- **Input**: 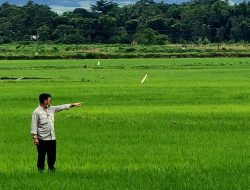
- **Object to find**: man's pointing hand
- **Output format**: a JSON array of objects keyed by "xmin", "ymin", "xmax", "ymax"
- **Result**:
[{"xmin": 70, "ymin": 102, "xmax": 83, "ymax": 107}]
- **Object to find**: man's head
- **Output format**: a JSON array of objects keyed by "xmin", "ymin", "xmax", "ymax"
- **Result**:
[{"xmin": 39, "ymin": 93, "xmax": 52, "ymax": 107}]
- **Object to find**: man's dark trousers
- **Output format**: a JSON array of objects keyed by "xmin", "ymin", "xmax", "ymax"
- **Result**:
[{"xmin": 36, "ymin": 140, "xmax": 56, "ymax": 172}]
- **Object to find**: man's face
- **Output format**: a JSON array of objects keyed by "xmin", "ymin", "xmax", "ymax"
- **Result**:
[{"xmin": 44, "ymin": 97, "xmax": 52, "ymax": 107}]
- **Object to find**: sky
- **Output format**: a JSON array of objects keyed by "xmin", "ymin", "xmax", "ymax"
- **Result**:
[{"xmin": 0, "ymin": 0, "xmax": 248, "ymax": 14}]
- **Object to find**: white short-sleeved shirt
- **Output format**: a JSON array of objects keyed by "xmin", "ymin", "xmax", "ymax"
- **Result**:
[{"xmin": 31, "ymin": 104, "xmax": 71, "ymax": 140}]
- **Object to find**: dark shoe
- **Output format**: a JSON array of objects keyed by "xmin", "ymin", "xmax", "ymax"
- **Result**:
[
  {"xmin": 38, "ymin": 168, "xmax": 44, "ymax": 173},
  {"xmin": 48, "ymin": 167, "xmax": 56, "ymax": 173}
]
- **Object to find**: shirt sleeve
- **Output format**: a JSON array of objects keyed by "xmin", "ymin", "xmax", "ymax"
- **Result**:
[
  {"xmin": 31, "ymin": 111, "xmax": 38, "ymax": 135},
  {"xmin": 50, "ymin": 104, "xmax": 71, "ymax": 113}
]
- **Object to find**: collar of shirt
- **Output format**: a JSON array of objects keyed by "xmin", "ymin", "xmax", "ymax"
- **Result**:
[{"xmin": 38, "ymin": 105, "xmax": 50, "ymax": 110}]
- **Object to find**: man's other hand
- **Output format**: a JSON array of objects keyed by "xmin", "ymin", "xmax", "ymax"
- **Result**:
[{"xmin": 34, "ymin": 138, "xmax": 39, "ymax": 145}]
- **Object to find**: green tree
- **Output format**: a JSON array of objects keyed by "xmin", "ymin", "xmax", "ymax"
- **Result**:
[
  {"xmin": 96, "ymin": 15, "xmax": 116, "ymax": 42},
  {"xmin": 91, "ymin": 0, "xmax": 118, "ymax": 14},
  {"xmin": 109, "ymin": 27, "xmax": 130, "ymax": 43},
  {"xmin": 133, "ymin": 28, "xmax": 156, "ymax": 44},
  {"xmin": 37, "ymin": 25, "xmax": 50, "ymax": 41}
]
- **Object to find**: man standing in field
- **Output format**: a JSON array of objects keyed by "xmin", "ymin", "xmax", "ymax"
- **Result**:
[{"xmin": 31, "ymin": 93, "xmax": 81, "ymax": 172}]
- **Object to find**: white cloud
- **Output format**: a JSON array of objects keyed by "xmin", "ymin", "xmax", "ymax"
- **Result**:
[
  {"xmin": 118, "ymin": 0, "xmax": 136, "ymax": 6},
  {"xmin": 51, "ymin": 0, "xmax": 94, "ymax": 14},
  {"xmin": 228, "ymin": 0, "xmax": 236, "ymax": 5},
  {"xmin": 78, "ymin": 0, "xmax": 94, "ymax": 10},
  {"xmin": 50, "ymin": 5, "xmax": 78, "ymax": 14}
]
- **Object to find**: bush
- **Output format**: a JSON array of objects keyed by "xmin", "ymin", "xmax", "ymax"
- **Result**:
[
  {"xmin": 52, "ymin": 47, "xmax": 59, "ymax": 52},
  {"xmin": 18, "ymin": 41, "xmax": 31, "ymax": 45},
  {"xmin": 133, "ymin": 28, "xmax": 156, "ymax": 45},
  {"xmin": 153, "ymin": 34, "xmax": 170, "ymax": 45},
  {"xmin": 64, "ymin": 47, "xmax": 71, "ymax": 51},
  {"xmin": 123, "ymin": 47, "xmax": 136, "ymax": 53},
  {"xmin": 59, "ymin": 34, "xmax": 86, "ymax": 44},
  {"xmin": 16, "ymin": 45, "xmax": 22, "ymax": 49},
  {"xmin": 0, "ymin": 37, "xmax": 12, "ymax": 44}
]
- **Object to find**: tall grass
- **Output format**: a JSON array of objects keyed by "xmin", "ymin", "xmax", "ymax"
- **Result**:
[{"xmin": 0, "ymin": 58, "xmax": 249, "ymax": 189}]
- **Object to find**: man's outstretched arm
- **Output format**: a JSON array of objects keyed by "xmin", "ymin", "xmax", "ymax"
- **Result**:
[{"xmin": 51, "ymin": 102, "xmax": 82, "ymax": 113}]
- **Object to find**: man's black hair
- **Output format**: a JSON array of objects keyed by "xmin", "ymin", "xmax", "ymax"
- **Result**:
[{"xmin": 39, "ymin": 93, "xmax": 51, "ymax": 104}]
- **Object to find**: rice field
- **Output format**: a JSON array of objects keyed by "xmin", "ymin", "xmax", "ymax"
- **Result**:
[{"xmin": 0, "ymin": 58, "xmax": 249, "ymax": 189}]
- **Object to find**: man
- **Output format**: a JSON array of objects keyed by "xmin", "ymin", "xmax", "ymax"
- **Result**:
[{"xmin": 31, "ymin": 93, "xmax": 81, "ymax": 172}]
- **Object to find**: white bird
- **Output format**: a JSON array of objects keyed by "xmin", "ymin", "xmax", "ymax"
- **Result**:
[
  {"xmin": 16, "ymin": 76, "xmax": 24, "ymax": 81},
  {"xmin": 141, "ymin": 74, "xmax": 149, "ymax": 84}
]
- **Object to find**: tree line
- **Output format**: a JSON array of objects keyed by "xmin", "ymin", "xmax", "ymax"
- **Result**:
[{"xmin": 0, "ymin": 0, "xmax": 250, "ymax": 45}]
